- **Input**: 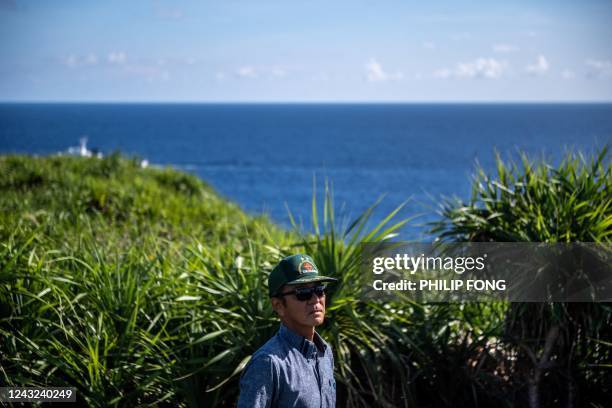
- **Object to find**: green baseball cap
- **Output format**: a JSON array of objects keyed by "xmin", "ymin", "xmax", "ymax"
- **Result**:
[{"xmin": 268, "ymin": 254, "xmax": 338, "ymax": 297}]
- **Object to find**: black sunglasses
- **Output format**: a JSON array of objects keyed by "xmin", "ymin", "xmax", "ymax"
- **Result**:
[{"xmin": 278, "ymin": 285, "xmax": 327, "ymax": 301}]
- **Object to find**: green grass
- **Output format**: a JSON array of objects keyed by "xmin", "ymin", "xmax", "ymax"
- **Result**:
[
  {"xmin": 0, "ymin": 154, "xmax": 412, "ymax": 406},
  {"xmin": 0, "ymin": 154, "xmax": 296, "ymax": 406},
  {"xmin": 430, "ymin": 146, "xmax": 612, "ymax": 407},
  {"xmin": 1, "ymin": 148, "xmax": 610, "ymax": 407}
]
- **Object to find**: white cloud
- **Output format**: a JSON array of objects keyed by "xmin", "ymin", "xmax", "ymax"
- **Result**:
[
  {"xmin": 561, "ymin": 69, "xmax": 575, "ymax": 79},
  {"xmin": 493, "ymin": 44, "xmax": 519, "ymax": 53},
  {"xmin": 585, "ymin": 59, "xmax": 612, "ymax": 79},
  {"xmin": 365, "ymin": 60, "xmax": 386, "ymax": 81},
  {"xmin": 365, "ymin": 59, "xmax": 403, "ymax": 82},
  {"xmin": 525, "ymin": 55, "xmax": 549, "ymax": 75},
  {"xmin": 217, "ymin": 65, "xmax": 294, "ymax": 80},
  {"xmin": 434, "ymin": 58, "xmax": 506, "ymax": 79},
  {"xmin": 235, "ymin": 66, "xmax": 257, "ymax": 78},
  {"xmin": 105, "ymin": 53, "xmax": 173, "ymax": 82},
  {"xmin": 270, "ymin": 67, "xmax": 286, "ymax": 78},
  {"xmin": 458, "ymin": 58, "xmax": 505, "ymax": 79},
  {"xmin": 63, "ymin": 53, "xmax": 99, "ymax": 68},
  {"xmin": 59, "ymin": 52, "xmax": 205, "ymax": 83},
  {"xmin": 64, "ymin": 54, "xmax": 78, "ymax": 68},
  {"xmin": 433, "ymin": 68, "xmax": 452, "ymax": 79},
  {"xmin": 108, "ymin": 52, "xmax": 127, "ymax": 64},
  {"xmin": 85, "ymin": 53, "xmax": 98, "ymax": 65}
]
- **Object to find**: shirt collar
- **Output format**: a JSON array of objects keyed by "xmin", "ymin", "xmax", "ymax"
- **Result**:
[{"xmin": 279, "ymin": 323, "xmax": 328, "ymax": 358}]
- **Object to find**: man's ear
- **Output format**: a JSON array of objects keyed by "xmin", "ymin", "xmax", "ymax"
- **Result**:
[{"xmin": 271, "ymin": 297, "xmax": 285, "ymax": 317}]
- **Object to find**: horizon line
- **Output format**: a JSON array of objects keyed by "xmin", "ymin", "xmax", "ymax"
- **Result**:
[{"xmin": 2, "ymin": 100, "xmax": 612, "ymax": 105}]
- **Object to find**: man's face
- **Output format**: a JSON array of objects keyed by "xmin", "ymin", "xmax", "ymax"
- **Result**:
[{"xmin": 273, "ymin": 282, "xmax": 326, "ymax": 328}]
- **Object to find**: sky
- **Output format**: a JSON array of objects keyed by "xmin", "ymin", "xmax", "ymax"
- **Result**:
[{"xmin": 1, "ymin": 0, "xmax": 612, "ymax": 102}]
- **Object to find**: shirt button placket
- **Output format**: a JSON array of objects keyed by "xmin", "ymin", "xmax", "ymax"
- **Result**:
[{"xmin": 314, "ymin": 353, "xmax": 323, "ymax": 407}]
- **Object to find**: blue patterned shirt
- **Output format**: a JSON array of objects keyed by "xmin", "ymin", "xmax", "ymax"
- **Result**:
[{"xmin": 237, "ymin": 323, "xmax": 336, "ymax": 407}]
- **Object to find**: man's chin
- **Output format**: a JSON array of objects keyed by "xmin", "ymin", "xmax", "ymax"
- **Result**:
[{"xmin": 310, "ymin": 314, "xmax": 325, "ymax": 326}]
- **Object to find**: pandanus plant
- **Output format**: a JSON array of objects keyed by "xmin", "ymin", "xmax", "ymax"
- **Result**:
[{"xmin": 430, "ymin": 146, "xmax": 612, "ymax": 408}]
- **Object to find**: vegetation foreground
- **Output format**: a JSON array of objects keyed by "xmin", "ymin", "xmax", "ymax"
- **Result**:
[{"xmin": 1, "ymin": 149, "xmax": 611, "ymax": 407}]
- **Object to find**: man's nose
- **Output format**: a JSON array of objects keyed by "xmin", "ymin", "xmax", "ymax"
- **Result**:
[{"xmin": 308, "ymin": 292, "xmax": 324, "ymax": 305}]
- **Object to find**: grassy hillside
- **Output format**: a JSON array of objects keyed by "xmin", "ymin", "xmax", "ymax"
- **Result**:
[
  {"xmin": 0, "ymin": 153, "xmax": 287, "ymax": 244},
  {"xmin": 0, "ymin": 153, "xmax": 410, "ymax": 407},
  {"xmin": 1, "ymin": 150, "xmax": 610, "ymax": 408},
  {"xmin": 0, "ymin": 154, "xmax": 299, "ymax": 406}
]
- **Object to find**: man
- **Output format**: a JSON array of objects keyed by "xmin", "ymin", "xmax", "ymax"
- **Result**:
[{"xmin": 237, "ymin": 254, "xmax": 338, "ymax": 408}]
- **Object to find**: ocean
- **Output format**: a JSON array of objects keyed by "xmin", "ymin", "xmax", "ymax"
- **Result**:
[{"xmin": 1, "ymin": 103, "xmax": 611, "ymax": 239}]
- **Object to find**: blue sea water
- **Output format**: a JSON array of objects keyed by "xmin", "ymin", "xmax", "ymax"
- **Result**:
[{"xmin": 1, "ymin": 103, "xmax": 611, "ymax": 239}]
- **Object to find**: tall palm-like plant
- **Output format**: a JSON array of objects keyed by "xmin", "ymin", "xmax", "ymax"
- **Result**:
[
  {"xmin": 430, "ymin": 147, "xmax": 612, "ymax": 408},
  {"xmin": 287, "ymin": 180, "xmax": 418, "ymax": 407}
]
